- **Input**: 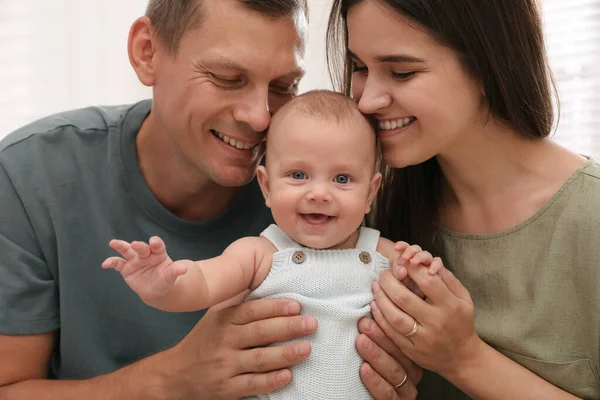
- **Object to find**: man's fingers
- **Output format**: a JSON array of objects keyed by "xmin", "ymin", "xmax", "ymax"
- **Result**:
[
  {"xmin": 229, "ymin": 299, "xmax": 302, "ymax": 325},
  {"xmin": 237, "ymin": 341, "xmax": 311, "ymax": 374},
  {"xmin": 237, "ymin": 315, "xmax": 318, "ymax": 349},
  {"xmin": 230, "ymin": 369, "xmax": 293, "ymax": 398}
]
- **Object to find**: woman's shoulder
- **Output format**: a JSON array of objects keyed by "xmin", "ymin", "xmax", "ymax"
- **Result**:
[
  {"xmin": 567, "ymin": 158, "xmax": 600, "ymax": 200},
  {"xmin": 579, "ymin": 157, "xmax": 600, "ymax": 180},
  {"xmin": 557, "ymin": 158, "xmax": 600, "ymax": 224}
]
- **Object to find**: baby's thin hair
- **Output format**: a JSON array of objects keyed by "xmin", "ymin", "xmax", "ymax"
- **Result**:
[{"xmin": 272, "ymin": 89, "xmax": 373, "ymax": 128}]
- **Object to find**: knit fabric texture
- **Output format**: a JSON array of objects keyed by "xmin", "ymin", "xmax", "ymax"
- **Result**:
[{"xmin": 245, "ymin": 224, "xmax": 390, "ymax": 399}]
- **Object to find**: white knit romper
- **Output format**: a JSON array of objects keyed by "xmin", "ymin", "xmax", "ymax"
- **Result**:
[{"xmin": 245, "ymin": 224, "xmax": 390, "ymax": 400}]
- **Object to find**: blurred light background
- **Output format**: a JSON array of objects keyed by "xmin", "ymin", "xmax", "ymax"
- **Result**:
[{"xmin": 1, "ymin": 0, "xmax": 599, "ymax": 159}]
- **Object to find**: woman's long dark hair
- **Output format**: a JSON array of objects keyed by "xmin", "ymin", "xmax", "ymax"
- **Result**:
[{"xmin": 327, "ymin": 0, "xmax": 558, "ymax": 250}]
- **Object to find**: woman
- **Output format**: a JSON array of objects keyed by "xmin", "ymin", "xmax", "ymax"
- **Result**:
[{"xmin": 328, "ymin": 0, "xmax": 600, "ymax": 399}]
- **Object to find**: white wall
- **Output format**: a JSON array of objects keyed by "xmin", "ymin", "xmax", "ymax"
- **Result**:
[
  {"xmin": 2, "ymin": 0, "xmax": 598, "ymax": 161},
  {"xmin": 0, "ymin": 0, "xmax": 333, "ymax": 138}
]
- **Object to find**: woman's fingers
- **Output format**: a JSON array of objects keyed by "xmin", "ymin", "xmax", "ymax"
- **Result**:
[
  {"xmin": 374, "ymin": 265, "xmax": 478, "ymax": 375},
  {"xmin": 357, "ymin": 318, "xmax": 423, "ymax": 385},
  {"xmin": 359, "ymin": 362, "xmax": 418, "ymax": 400},
  {"xmin": 434, "ymin": 259, "xmax": 472, "ymax": 302},
  {"xmin": 376, "ymin": 270, "xmax": 432, "ymax": 323},
  {"xmin": 396, "ymin": 265, "xmax": 453, "ymax": 306}
]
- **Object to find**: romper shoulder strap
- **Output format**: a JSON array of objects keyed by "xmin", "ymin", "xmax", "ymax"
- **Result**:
[
  {"xmin": 355, "ymin": 227, "xmax": 381, "ymax": 251},
  {"xmin": 259, "ymin": 224, "xmax": 301, "ymax": 251}
]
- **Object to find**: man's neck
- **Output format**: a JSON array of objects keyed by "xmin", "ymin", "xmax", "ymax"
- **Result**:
[{"xmin": 136, "ymin": 116, "xmax": 242, "ymax": 222}]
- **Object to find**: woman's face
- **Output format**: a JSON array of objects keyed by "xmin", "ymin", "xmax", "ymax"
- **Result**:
[{"xmin": 347, "ymin": 1, "xmax": 486, "ymax": 168}]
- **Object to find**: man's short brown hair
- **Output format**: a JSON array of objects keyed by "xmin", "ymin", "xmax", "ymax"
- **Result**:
[{"xmin": 145, "ymin": 0, "xmax": 308, "ymax": 55}]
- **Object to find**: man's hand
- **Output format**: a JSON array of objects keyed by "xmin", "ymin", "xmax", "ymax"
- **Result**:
[{"xmin": 158, "ymin": 298, "xmax": 318, "ymax": 399}]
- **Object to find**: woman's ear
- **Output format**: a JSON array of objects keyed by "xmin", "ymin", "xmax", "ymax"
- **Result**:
[
  {"xmin": 256, "ymin": 166, "xmax": 272, "ymax": 208},
  {"xmin": 128, "ymin": 16, "xmax": 158, "ymax": 87},
  {"xmin": 365, "ymin": 172, "xmax": 382, "ymax": 213}
]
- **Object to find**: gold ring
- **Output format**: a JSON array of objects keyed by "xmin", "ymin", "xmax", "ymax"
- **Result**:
[
  {"xmin": 404, "ymin": 320, "xmax": 419, "ymax": 338},
  {"xmin": 394, "ymin": 372, "xmax": 408, "ymax": 389}
]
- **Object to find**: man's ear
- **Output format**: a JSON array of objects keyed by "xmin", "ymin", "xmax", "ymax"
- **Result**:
[
  {"xmin": 365, "ymin": 172, "xmax": 382, "ymax": 214},
  {"xmin": 128, "ymin": 16, "xmax": 158, "ymax": 87},
  {"xmin": 256, "ymin": 166, "xmax": 272, "ymax": 208}
]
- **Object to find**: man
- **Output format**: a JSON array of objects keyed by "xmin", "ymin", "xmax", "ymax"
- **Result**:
[{"xmin": 0, "ymin": 0, "xmax": 420, "ymax": 398}]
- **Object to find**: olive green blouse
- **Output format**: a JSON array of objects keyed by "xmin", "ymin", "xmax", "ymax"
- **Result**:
[{"xmin": 418, "ymin": 159, "xmax": 600, "ymax": 399}]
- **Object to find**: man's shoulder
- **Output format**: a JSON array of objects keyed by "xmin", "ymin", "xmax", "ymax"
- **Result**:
[{"xmin": 0, "ymin": 101, "xmax": 149, "ymax": 156}]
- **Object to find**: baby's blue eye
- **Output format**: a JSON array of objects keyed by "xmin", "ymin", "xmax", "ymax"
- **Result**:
[
  {"xmin": 334, "ymin": 174, "xmax": 350, "ymax": 184},
  {"xmin": 290, "ymin": 171, "xmax": 306, "ymax": 180}
]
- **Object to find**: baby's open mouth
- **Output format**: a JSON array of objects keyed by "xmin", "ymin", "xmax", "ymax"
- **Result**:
[{"xmin": 300, "ymin": 213, "xmax": 333, "ymax": 225}]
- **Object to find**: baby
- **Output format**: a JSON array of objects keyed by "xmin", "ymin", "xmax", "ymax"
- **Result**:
[{"xmin": 103, "ymin": 90, "xmax": 438, "ymax": 399}]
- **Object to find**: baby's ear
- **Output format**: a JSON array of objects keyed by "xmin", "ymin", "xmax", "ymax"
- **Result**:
[
  {"xmin": 256, "ymin": 166, "xmax": 272, "ymax": 208},
  {"xmin": 365, "ymin": 172, "xmax": 382, "ymax": 213}
]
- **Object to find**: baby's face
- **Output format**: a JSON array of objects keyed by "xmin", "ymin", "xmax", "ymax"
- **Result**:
[{"xmin": 258, "ymin": 113, "xmax": 380, "ymax": 249}]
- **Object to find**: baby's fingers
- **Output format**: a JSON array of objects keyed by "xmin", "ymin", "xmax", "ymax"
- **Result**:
[
  {"xmin": 409, "ymin": 251, "xmax": 433, "ymax": 266},
  {"xmin": 149, "ymin": 236, "xmax": 167, "ymax": 255},
  {"xmin": 131, "ymin": 241, "xmax": 151, "ymax": 258},
  {"xmin": 102, "ymin": 257, "xmax": 127, "ymax": 271},
  {"xmin": 400, "ymin": 244, "xmax": 423, "ymax": 261},
  {"xmin": 428, "ymin": 257, "xmax": 444, "ymax": 276},
  {"xmin": 109, "ymin": 239, "xmax": 138, "ymax": 260},
  {"xmin": 163, "ymin": 263, "xmax": 188, "ymax": 283},
  {"xmin": 393, "ymin": 241, "xmax": 410, "ymax": 252}
]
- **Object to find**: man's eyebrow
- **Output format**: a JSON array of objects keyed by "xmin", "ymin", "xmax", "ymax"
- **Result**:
[
  {"xmin": 278, "ymin": 68, "xmax": 306, "ymax": 81},
  {"xmin": 347, "ymin": 49, "xmax": 425, "ymax": 64},
  {"xmin": 195, "ymin": 57, "xmax": 305, "ymax": 81},
  {"xmin": 202, "ymin": 58, "xmax": 250, "ymax": 74}
]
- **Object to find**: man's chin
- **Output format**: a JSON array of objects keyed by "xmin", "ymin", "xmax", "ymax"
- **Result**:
[{"xmin": 213, "ymin": 168, "xmax": 258, "ymax": 188}]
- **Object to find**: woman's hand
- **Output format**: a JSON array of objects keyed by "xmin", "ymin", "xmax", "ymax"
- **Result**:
[
  {"xmin": 370, "ymin": 256, "xmax": 482, "ymax": 378},
  {"xmin": 356, "ymin": 316, "xmax": 422, "ymax": 399}
]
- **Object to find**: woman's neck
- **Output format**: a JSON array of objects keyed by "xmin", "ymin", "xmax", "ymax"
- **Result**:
[{"xmin": 437, "ymin": 123, "xmax": 585, "ymax": 234}]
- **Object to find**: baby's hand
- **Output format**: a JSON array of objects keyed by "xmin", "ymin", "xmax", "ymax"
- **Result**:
[
  {"xmin": 393, "ymin": 241, "xmax": 444, "ymax": 298},
  {"xmin": 102, "ymin": 236, "xmax": 190, "ymax": 300}
]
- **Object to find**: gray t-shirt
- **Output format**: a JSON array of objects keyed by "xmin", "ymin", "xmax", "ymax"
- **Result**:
[{"xmin": 0, "ymin": 100, "xmax": 273, "ymax": 379}]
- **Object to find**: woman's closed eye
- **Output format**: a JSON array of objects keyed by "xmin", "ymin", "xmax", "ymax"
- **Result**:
[{"xmin": 391, "ymin": 71, "xmax": 416, "ymax": 80}]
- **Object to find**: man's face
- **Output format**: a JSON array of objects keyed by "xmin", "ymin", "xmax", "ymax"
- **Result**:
[{"xmin": 150, "ymin": 0, "xmax": 307, "ymax": 187}]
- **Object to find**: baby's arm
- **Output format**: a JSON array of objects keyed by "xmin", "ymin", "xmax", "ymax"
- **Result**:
[
  {"xmin": 377, "ymin": 237, "xmax": 443, "ymax": 298},
  {"xmin": 102, "ymin": 236, "xmax": 275, "ymax": 312}
]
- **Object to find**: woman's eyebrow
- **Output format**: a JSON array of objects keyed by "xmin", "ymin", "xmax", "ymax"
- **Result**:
[{"xmin": 347, "ymin": 49, "xmax": 425, "ymax": 64}]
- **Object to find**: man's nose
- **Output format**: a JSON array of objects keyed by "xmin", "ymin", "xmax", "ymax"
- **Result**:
[{"xmin": 233, "ymin": 88, "xmax": 271, "ymax": 133}]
